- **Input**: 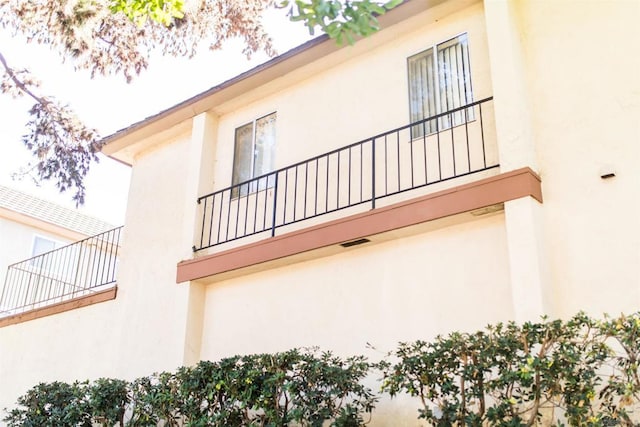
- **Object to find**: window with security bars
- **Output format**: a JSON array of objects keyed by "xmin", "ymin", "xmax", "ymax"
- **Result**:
[
  {"xmin": 231, "ymin": 112, "xmax": 277, "ymax": 198},
  {"xmin": 408, "ymin": 33, "xmax": 473, "ymax": 138}
]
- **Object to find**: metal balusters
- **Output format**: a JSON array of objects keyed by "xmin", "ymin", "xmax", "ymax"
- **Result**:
[
  {"xmin": 0, "ymin": 227, "xmax": 123, "ymax": 316},
  {"xmin": 194, "ymin": 97, "xmax": 497, "ymax": 251}
]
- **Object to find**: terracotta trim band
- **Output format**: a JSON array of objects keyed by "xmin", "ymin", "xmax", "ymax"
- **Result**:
[
  {"xmin": 0, "ymin": 287, "xmax": 117, "ymax": 328},
  {"xmin": 177, "ymin": 167, "xmax": 542, "ymax": 283}
]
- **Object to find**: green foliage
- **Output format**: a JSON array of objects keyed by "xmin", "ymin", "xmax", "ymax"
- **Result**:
[
  {"xmin": 110, "ymin": 0, "xmax": 184, "ymax": 26},
  {"xmin": 89, "ymin": 378, "xmax": 129, "ymax": 426},
  {"xmin": 2, "ymin": 0, "xmax": 276, "ymax": 204},
  {"xmin": 380, "ymin": 312, "xmax": 640, "ymax": 426},
  {"xmin": 4, "ymin": 348, "xmax": 375, "ymax": 426},
  {"xmin": 3, "ymin": 381, "xmax": 92, "ymax": 427},
  {"xmin": 130, "ymin": 349, "xmax": 377, "ymax": 426},
  {"xmin": 283, "ymin": 0, "xmax": 403, "ymax": 45},
  {"xmin": 597, "ymin": 313, "xmax": 640, "ymax": 425},
  {"xmin": 4, "ymin": 313, "xmax": 639, "ymax": 426},
  {"xmin": 111, "ymin": 0, "xmax": 404, "ymax": 46}
]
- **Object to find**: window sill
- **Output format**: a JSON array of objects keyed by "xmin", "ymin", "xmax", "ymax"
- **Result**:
[
  {"xmin": 410, "ymin": 117, "xmax": 478, "ymax": 141},
  {"xmin": 231, "ymin": 185, "xmax": 275, "ymax": 201}
]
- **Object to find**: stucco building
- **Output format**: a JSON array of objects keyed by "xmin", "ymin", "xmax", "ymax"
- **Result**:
[
  {"xmin": 0, "ymin": 185, "xmax": 117, "ymax": 318},
  {"xmin": 0, "ymin": 0, "xmax": 638, "ymax": 423}
]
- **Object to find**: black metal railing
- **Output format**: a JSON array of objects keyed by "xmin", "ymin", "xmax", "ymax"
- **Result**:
[
  {"xmin": 0, "ymin": 226, "xmax": 123, "ymax": 316},
  {"xmin": 195, "ymin": 97, "xmax": 498, "ymax": 251}
]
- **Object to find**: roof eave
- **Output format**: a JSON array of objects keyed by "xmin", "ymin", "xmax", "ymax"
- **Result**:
[
  {"xmin": 100, "ymin": 34, "xmax": 334, "ymax": 163},
  {"xmin": 101, "ymin": 0, "xmax": 452, "ymax": 164}
]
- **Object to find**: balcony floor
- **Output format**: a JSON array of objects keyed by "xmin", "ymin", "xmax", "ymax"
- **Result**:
[{"xmin": 178, "ymin": 167, "xmax": 542, "ymax": 284}]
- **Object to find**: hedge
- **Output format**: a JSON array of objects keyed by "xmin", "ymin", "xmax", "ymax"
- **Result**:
[{"xmin": 4, "ymin": 312, "xmax": 639, "ymax": 426}]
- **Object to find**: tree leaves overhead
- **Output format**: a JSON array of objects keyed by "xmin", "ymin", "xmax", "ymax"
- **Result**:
[
  {"xmin": 0, "ymin": 50, "xmax": 100, "ymax": 205},
  {"xmin": 0, "ymin": 0, "xmax": 400, "ymax": 204},
  {"xmin": 0, "ymin": 0, "xmax": 277, "ymax": 79},
  {"xmin": 110, "ymin": 0, "xmax": 186, "ymax": 27},
  {"xmin": 285, "ymin": 0, "xmax": 403, "ymax": 45}
]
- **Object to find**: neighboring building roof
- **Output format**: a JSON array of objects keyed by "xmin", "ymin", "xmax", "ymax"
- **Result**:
[{"xmin": 0, "ymin": 185, "xmax": 116, "ymax": 237}]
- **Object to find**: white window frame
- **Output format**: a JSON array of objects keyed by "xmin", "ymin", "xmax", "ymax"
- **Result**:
[
  {"xmin": 231, "ymin": 112, "xmax": 277, "ymax": 198},
  {"xmin": 407, "ymin": 32, "xmax": 474, "ymax": 138},
  {"xmin": 29, "ymin": 235, "xmax": 62, "ymax": 268}
]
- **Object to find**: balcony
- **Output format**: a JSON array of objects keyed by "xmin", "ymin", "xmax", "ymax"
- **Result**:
[
  {"xmin": 195, "ymin": 98, "xmax": 499, "ymax": 252},
  {"xmin": 0, "ymin": 226, "xmax": 123, "ymax": 325}
]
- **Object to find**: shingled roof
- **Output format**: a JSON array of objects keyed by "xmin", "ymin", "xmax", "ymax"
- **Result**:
[{"xmin": 0, "ymin": 185, "xmax": 116, "ymax": 237}]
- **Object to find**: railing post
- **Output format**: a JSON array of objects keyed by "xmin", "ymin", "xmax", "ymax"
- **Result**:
[
  {"xmin": 271, "ymin": 172, "xmax": 279, "ymax": 237},
  {"xmin": 0, "ymin": 275, "xmax": 7, "ymax": 311},
  {"xmin": 191, "ymin": 98, "xmax": 495, "ymax": 249},
  {"xmin": 197, "ymin": 196, "xmax": 205, "ymax": 252},
  {"xmin": 371, "ymin": 138, "xmax": 376, "ymax": 209}
]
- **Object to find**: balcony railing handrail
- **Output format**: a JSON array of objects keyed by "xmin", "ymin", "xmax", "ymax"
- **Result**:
[
  {"xmin": 198, "ymin": 97, "xmax": 494, "ymax": 202},
  {"xmin": 0, "ymin": 226, "xmax": 123, "ymax": 316},
  {"xmin": 195, "ymin": 98, "xmax": 498, "ymax": 251},
  {"xmin": 5, "ymin": 227, "xmax": 121, "ymax": 269}
]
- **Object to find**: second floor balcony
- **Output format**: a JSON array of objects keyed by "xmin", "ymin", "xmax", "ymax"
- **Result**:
[
  {"xmin": 194, "ymin": 97, "xmax": 499, "ymax": 253},
  {"xmin": 0, "ymin": 226, "xmax": 123, "ymax": 325}
]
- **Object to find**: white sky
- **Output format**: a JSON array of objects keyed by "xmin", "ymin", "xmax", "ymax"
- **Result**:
[{"xmin": 0, "ymin": 8, "xmax": 312, "ymax": 225}]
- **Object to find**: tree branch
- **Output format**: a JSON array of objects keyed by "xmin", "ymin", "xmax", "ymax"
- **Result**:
[{"xmin": 0, "ymin": 50, "xmax": 47, "ymax": 105}]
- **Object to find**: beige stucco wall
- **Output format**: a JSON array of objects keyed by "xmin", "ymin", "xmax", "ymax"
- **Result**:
[
  {"xmin": 193, "ymin": 1, "xmax": 639, "ymax": 420},
  {"xmin": 0, "ymin": 131, "xmax": 198, "ymax": 412},
  {"xmin": 0, "ymin": 295, "xmax": 119, "ymax": 413},
  {"xmin": 211, "ymin": 1, "xmax": 493, "ymax": 193},
  {"xmin": 0, "ymin": 219, "xmax": 84, "ymax": 413},
  {"xmin": 512, "ymin": 0, "xmax": 640, "ymax": 316},
  {"xmin": 0, "ymin": 216, "xmax": 122, "ymax": 411},
  {"xmin": 1, "ymin": 0, "xmax": 639, "ymax": 422},
  {"xmin": 199, "ymin": 212, "xmax": 512, "ymax": 423},
  {"xmin": 107, "ymin": 133, "xmax": 197, "ymax": 377}
]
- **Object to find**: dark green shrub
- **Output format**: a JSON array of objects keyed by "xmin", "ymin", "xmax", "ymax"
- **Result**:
[
  {"xmin": 89, "ymin": 378, "xmax": 129, "ymax": 426},
  {"xmin": 4, "ymin": 348, "xmax": 376, "ymax": 426},
  {"xmin": 3, "ymin": 381, "xmax": 91, "ymax": 427},
  {"xmin": 4, "ymin": 313, "xmax": 638, "ymax": 426},
  {"xmin": 171, "ymin": 348, "xmax": 376, "ymax": 426},
  {"xmin": 380, "ymin": 312, "xmax": 640, "ymax": 426},
  {"xmin": 596, "ymin": 313, "xmax": 640, "ymax": 426}
]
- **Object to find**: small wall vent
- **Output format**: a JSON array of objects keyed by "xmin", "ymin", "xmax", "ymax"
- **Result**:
[
  {"xmin": 340, "ymin": 238, "xmax": 371, "ymax": 248},
  {"xmin": 599, "ymin": 165, "xmax": 616, "ymax": 179},
  {"xmin": 470, "ymin": 203, "xmax": 505, "ymax": 216}
]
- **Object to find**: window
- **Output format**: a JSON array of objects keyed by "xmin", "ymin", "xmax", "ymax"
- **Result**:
[
  {"xmin": 31, "ymin": 236, "xmax": 57, "ymax": 257},
  {"xmin": 231, "ymin": 112, "xmax": 277, "ymax": 197},
  {"xmin": 29, "ymin": 236, "xmax": 59, "ymax": 267},
  {"xmin": 408, "ymin": 33, "xmax": 473, "ymax": 137}
]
